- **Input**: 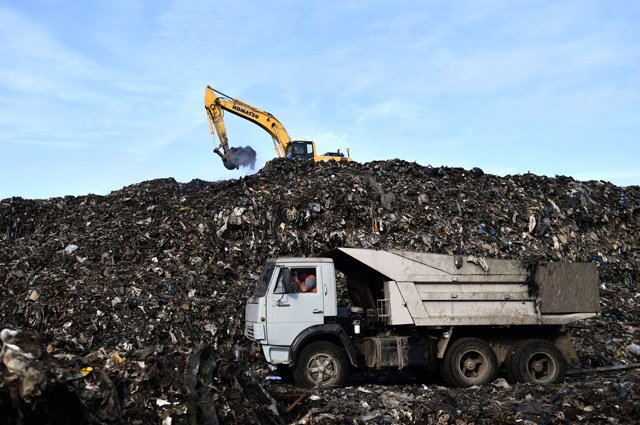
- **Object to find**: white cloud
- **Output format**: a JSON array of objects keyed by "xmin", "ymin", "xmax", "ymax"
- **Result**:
[
  {"xmin": 0, "ymin": 6, "xmax": 106, "ymax": 94},
  {"xmin": 353, "ymin": 100, "xmax": 426, "ymax": 125}
]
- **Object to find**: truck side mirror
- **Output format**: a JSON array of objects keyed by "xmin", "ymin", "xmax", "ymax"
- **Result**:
[{"xmin": 282, "ymin": 269, "xmax": 295, "ymax": 293}]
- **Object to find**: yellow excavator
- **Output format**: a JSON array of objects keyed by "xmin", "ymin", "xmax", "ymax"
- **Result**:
[{"xmin": 204, "ymin": 85, "xmax": 351, "ymax": 170}]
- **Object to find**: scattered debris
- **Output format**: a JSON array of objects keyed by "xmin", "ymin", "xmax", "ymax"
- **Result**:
[{"xmin": 1, "ymin": 158, "xmax": 639, "ymax": 423}]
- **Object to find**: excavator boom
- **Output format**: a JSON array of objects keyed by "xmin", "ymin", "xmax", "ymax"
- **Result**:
[
  {"xmin": 204, "ymin": 85, "xmax": 351, "ymax": 169},
  {"xmin": 205, "ymin": 86, "xmax": 292, "ymax": 169}
]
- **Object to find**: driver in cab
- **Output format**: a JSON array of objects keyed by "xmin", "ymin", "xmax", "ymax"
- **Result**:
[{"xmin": 293, "ymin": 270, "xmax": 317, "ymax": 293}]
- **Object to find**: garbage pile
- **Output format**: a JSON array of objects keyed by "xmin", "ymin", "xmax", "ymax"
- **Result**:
[{"xmin": 1, "ymin": 158, "xmax": 639, "ymax": 424}]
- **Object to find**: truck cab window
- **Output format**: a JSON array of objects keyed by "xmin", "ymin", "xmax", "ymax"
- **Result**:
[
  {"xmin": 274, "ymin": 268, "xmax": 286, "ymax": 294},
  {"xmin": 292, "ymin": 267, "xmax": 317, "ymax": 293},
  {"xmin": 273, "ymin": 267, "xmax": 317, "ymax": 294},
  {"xmin": 250, "ymin": 262, "xmax": 275, "ymax": 299}
]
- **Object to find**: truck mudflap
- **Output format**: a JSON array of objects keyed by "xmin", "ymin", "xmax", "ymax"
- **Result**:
[{"xmin": 289, "ymin": 324, "xmax": 358, "ymax": 367}]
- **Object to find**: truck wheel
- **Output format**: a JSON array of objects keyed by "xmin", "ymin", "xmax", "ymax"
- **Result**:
[
  {"xmin": 508, "ymin": 339, "xmax": 566, "ymax": 384},
  {"xmin": 504, "ymin": 343, "xmax": 521, "ymax": 383},
  {"xmin": 293, "ymin": 341, "xmax": 347, "ymax": 389},
  {"xmin": 442, "ymin": 338, "xmax": 498, "ymax": 387}
]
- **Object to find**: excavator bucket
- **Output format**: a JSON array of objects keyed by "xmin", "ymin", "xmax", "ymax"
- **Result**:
[
  {"xmin": 206, "ymin": 86, "xmax": 258, "ymax": 170},
  {"xmin": 214, "ymin": 146, "xmax": 257, "ymax": 170}
]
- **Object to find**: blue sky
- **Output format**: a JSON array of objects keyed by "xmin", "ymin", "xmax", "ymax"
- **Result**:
[{"xmin": 1, "ymin": 0, "xmax": 639, "ymax": 199}]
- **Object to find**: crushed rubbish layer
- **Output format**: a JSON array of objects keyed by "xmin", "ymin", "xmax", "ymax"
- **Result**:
[{"xmin": 1, "ymin": 158, "xmax": 639, "ymax": 424}]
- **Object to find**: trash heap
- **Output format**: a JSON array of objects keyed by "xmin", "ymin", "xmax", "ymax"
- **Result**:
[{"xmin": 1, "ymin": 158, "xmax": 639, "ymax": 424}]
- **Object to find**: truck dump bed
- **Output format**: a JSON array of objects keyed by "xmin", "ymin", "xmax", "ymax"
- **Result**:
[{"xmin": 325, "ymin": 248, "xmax": 600, "ymax": 327}]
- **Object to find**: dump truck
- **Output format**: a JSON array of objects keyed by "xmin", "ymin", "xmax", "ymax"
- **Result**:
[{"xmin": 244, "ymin": 248, "xmax": 600, "ymax": 388}]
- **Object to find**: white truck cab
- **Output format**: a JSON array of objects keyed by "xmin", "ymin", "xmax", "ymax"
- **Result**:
[{"xmin": 245, "ymin": 258, "xmax": 339, "ymax": 364}]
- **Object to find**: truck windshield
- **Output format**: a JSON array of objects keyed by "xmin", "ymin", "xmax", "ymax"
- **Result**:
[{"xmin": 249, "ymin": 262, "xmax": 275, "ymax": 301}]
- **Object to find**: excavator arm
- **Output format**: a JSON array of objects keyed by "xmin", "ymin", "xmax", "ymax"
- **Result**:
[
  {"xmin": 205, "ymin": 85, "xmax": 292, "ymax": 169},
  {"xmin": 204, "ymin": 85, "xmax": 351, "ymax": 170}
]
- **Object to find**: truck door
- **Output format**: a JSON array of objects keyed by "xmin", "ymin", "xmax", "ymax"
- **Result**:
[{"xmin": 266, "ymin": 266, "xmax": 324, "ymax": 347}]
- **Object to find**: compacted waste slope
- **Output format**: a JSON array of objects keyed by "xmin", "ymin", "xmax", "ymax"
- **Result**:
[{"xmin": 1, "ymin": 158, "xmax": 639, "ymax": 424}]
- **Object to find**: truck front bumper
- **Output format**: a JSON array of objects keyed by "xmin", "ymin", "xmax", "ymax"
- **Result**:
[{"xmin": 244, "ymin": 323, "xmax": 289, "ymax": 364}]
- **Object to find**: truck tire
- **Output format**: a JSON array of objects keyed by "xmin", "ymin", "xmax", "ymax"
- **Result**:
[
  {"xmin": 507, "ymin": 339, "xmax": 566, "ymax": 384},
  {"xmin": 442, "ymin": 337, "xmax": 498, "ymax": 388},
  {"xmin": 293, "ymin": 341, "xmax": 347, "ymax": 389},
  {"xmin": 504, "ymin": 343, "xmax": 521, "ymax": 383}
]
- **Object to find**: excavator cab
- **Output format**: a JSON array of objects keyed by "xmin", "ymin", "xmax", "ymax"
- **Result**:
[{"xmin": 286, "ymin": 141, "xmax": 315, "ymax": 160}]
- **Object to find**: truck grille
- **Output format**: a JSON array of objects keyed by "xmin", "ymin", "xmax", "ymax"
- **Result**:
[
  {"xmin": 244, "ymin": 322, "xmax": 265, "ymax": 340},
  {"xmin": 244, "ymin": 322, "xmax": 255, "ymax": 340}
]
